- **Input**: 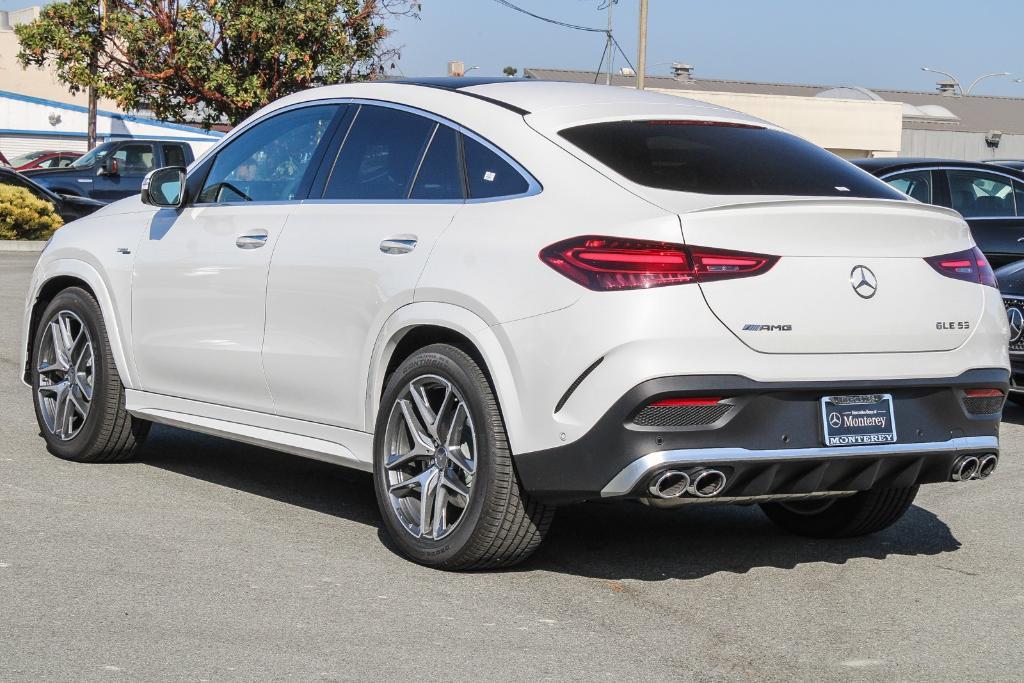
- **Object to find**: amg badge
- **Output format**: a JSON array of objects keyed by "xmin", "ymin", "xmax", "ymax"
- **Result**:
[{"xmin": 742, "ymin": 324, "xmax": 793, "ymax": 332}]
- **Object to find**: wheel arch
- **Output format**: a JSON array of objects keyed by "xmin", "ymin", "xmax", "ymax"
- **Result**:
[
  {"xmin": 365, "ymin": 303, "xmax": 526, "ymax": 452},
  {"xmin": 22, "ymin": 259, "xmax": 136, "ymax": 388}
]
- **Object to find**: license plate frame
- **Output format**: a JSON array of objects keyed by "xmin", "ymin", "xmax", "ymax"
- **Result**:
[{"xmin": 820, "ymin": 394, "xmax": 897, "ymax": 447}]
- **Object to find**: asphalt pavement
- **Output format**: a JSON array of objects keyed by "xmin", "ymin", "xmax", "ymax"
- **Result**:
[{"xmin": 2, "ymin": 251, "xmax": 1022, "ymax": 681}]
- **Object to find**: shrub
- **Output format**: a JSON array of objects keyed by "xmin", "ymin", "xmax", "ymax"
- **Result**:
[{"xmin": 0, "ymin": 184, "xmax": 63, "ymax": 240}]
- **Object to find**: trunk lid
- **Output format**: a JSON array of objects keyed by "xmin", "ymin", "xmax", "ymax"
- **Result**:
[{"xmin": 665, "ymin": 196, "xmax": 982, "ymax": 354}]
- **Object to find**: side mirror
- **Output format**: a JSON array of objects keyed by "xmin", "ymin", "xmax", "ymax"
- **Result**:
[
  {"xmin": 100, "ymin": 157, "xmax": 119, "ymax": 176},
  {"xmin": 141, "ymin": 166, "xmax": 187, "ymax": 208}
]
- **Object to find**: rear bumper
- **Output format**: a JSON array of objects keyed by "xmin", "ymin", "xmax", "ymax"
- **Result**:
[{"xmin": 513, "ymin": 369, "xmax": 1006, "ymax": 503}]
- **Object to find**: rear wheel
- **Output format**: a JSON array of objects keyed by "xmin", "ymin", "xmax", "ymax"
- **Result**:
[
  {"xmin": 759, "ymin": 486, "xmax": 919, "ymax": 538},
  {"xmin": 32, "ymin": 287, "xmax": 149, "ymax": 462},
  {"xmin": 373, "ymin": 343, "xmax": 554, "ymax": 569}
]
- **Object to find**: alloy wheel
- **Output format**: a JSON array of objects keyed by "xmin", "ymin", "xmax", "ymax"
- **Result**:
[
  {"xmin": 383, "ymin": 374, "xmax": 477, "ymax": 540},
  {"xmin": 36, "ymin": 310, "xmax": 94, "ymax": 441}
]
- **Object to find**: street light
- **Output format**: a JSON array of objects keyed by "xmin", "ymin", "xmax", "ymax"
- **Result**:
[
  {"xmin": 464, "ymin": 65, "xmax": 480, "ymax": 75},
  {"xmin": 921, "ymin": 67, "xmax": 1011, "ymax": 96}
]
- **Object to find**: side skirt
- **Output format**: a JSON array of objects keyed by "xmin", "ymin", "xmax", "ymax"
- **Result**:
[{"xmin": 125, "ymin": 390, "xmax": 373, "ymax": 471}]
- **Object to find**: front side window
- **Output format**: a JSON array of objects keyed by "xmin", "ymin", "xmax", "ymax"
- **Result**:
[
  {"xmin": 323, "ymin": 105, "xmax": 436, "ymax": 200},
  {"xmin": 947, "ymin": 170, "xmax": 1016, "ymax": 218},
  {"xmin": 885, "ymin": 170, "xmax": 933, "ymax": 204},
  {"xmin": 112, "ymin": 144, "xmax": 156, "ymax": 174},
  {"xmin": 198, "ymin": 105, "xmax": 338, "ymax": 203},
  {"xmin": 559, "ymin": 121, "xmax": 904, "ymax": 199}
]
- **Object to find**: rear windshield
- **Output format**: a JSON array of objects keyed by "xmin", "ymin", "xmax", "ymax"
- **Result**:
[{"xmin": 559, "ymin": 121, "xmax": 904, "ymax": 199}]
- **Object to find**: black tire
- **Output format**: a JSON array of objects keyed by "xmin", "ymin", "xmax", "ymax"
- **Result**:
[
  {"xmin": 373, "ymin": 343, "xmax": 554, "ymax": 570},
  {"xmin": 31, "ymin": 287, "xmax": 149, "ymax": 462},
  {"xmin": 759, "ymin": 486, "xmax": 919, "ymax": 538}
]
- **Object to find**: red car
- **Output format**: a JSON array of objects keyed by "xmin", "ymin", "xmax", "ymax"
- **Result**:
[{"xmin": 6, "ymin": 150, "xmax": 82, "ymax": 171}]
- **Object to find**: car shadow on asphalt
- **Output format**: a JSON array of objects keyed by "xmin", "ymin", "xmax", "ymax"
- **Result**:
[
  {"xmin": 140, "ymin": 425, "xmax": 962, "ymax": 580},
  {"xmin": 1000, "ymin": 401, "xmax": 1024, "ymax": 425}
]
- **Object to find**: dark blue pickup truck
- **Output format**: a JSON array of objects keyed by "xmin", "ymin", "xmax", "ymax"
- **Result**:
[{"xmin": 23, "ymin": 139, "xmax": 195, "ymax": 202}]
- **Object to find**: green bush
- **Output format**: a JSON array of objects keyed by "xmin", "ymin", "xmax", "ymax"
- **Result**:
[{"xmin": 0, "ymin": 184, "xmax": 63, "ymax": 240}]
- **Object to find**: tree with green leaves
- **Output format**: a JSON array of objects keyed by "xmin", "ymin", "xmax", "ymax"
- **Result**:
[
  {"xmin": 16, "ymin": 0, "xmax": 418, "ymax": 126},
  {"xmin": 502, "ymin": 66, "xmax": 517, "ymax": 78}
]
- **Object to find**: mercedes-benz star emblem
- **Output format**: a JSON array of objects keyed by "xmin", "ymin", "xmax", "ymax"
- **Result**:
[
  {"xmin": 1008, "ymin": 306, "xmax": 1024, "ymax": 343},
  {"xmin": 828, "ymin": 411, "xmax": 843, "ymax": 429},
  {"xmin": 850, "ymin": 265, "xmax": 878, "ymax": 299}
]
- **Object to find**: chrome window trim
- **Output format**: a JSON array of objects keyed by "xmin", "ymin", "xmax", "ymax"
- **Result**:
[
  {"xmin": 880, "ymin": 165, "xmax": 1024, "ymax": 219},
  {"xmin": 600, "ymin": 435, "xmax": 999, "ymax": 497},
  {"xmin": 192, "ymin": 97, "xmax": 542, "ymax": 208}
]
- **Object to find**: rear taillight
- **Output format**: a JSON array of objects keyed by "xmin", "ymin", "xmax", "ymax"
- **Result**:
[
  {"xmin": 539, "ymin": 236, "xmax": 778, "ymax": 291},
  {"xmin": 925, "ymin": 247, "xmax": 997, "ymax": 288},
  {"xmin": 964, "ymin": 389, "xmax": 1004, "ymax": 398}
]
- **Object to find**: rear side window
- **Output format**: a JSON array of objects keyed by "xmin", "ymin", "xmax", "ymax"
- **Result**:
[
  {"xmin": 463, "ymin": 136, "xmax": 529, "ymax": 199},
  {"xmin": 163, "ymin": 144, "xmax": 187, "ymax": 168},
  {"xmin": 410, "ymin": 125, "xmax": 464, "ymax": 200},
  {"xmin": 885, "ymin": 170, "xmax": 933, "ymax": 203},
  {"xmin": 324, "ymin": 105, "xmax": 435, "ymax": 200},
  {"xmin": 559, "ymin": 121, "xmax": 904, "ymax": 199}
]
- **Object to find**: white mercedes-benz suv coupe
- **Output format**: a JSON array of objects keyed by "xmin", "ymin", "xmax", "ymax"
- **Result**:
[{"xmin": 21, "ymin": 79, "xmax": 1009, "ymax": 569}]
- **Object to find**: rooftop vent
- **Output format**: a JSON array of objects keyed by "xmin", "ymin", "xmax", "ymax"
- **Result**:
[
  {"xmin": 671, "ymin": 63, "xmax": 694, "ymax": 81},
  {"xmin": 936, "ymin": 79, "xmax": 959, "ymax": 96}
]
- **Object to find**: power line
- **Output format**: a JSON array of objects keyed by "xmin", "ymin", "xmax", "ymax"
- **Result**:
[{"xmin": 490, "ymin": 0, "xmax": 605, "ymax": 33}]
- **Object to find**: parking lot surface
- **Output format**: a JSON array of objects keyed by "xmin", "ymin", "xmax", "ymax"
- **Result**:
[{"xmin": 2, "ymin": 251, "xmax": 1022, "ymax": 681}]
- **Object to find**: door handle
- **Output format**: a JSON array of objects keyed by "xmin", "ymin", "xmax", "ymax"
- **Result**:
[
  {"xmin": 236, "ymin": 232, "xmax": 269, "ymax": 249},
  {"xmin": 380, "ymin": 238, "xmax": 418, "ymax": 254}
]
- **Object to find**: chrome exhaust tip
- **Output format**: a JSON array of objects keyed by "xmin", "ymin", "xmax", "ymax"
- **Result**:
[
  {"xmin": 688, "ymin": 469, "xmax": 727, "ymax": 498},
  {"xmin": 951, "ymin": 455, "xmax": 980, "ymax": 482},
  {"xmin": 648, "ymin": 470, "xmax": 691, "ymax": 499},
  {"xmin": 976, "ymin": 454, "xmax": 998, "ymax": 480}
]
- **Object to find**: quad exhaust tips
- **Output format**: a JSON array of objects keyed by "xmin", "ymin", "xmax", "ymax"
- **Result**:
[
  {"xmin": 648, "ymin": 468, "xmax": 727, "ymax": 499},
  {"xmin": 950, "ymin": 454, "xmax": 998, "ymax": 482}
]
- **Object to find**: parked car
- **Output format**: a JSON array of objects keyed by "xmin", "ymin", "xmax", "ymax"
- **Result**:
[
  {"xmin": 995, "ymin": 260, "xmax": 1024, "ymax": 394},
  {"xmin": 853, "ymin": 158, "xmax": 1024, "ymax": 269},
  {"xmin": 0, "ymin": 150, "xmax": 9, "ymax": 167},
  {"xmin": 0, "ymin": 166, "xmax": 105, "ymax": 224},
  {"xmin": 23, "ymin": 139, "xmax": 194, "ymax": 202},
  {"xmin": 21, "ymin": 80, "xmax": 1008, "ymax": 569},
  {"xmin": 984, "ymin": 160, "xmax": 1024, "ymax": 173},
  {"xmin": 7, "ymin": 150, "xmax": 82, "ymax": 171}
]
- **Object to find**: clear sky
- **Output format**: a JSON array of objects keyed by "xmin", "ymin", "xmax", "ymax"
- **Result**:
[{"xmin": 4, "ymin": 0, "xmax": 1024, "ymax": 97}]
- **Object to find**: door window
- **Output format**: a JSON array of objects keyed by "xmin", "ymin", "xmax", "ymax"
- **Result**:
[
  {"xmin": 463, "ymin": 136, "xmax": 529, "ymax": 199},
  {"xmin": 323, "ymin": 105, "xmax": 436, "ymax": 200},
  {"xmin": 198, "ymin": 105, "xmax": 338, "ymax": 203},
  {"xmin": 112, "ymin": 144, "xmax": 156, "ymax": 175},
  {"xmin": 947, "ymin": 170, "xmax": 1016, "ymax": 217},
  {"xmin": 162, "ymin": 144, "xmax": 187, "ymax": 168},
  {"xmin": 37, "ymin": 156, "xmax": 62, "ymax": 169},
  {"xmin": 410, "ymin": 125, "xmax": 464, "ymax": 200},
  {"xmin": 884, "ymin": 170, "xmax": 933, "ymax": 203}
]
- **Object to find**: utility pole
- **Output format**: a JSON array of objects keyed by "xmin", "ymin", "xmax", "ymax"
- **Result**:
[
  {"xmin": 87, "ymin": 0, "xmax": 106, "ymax": 150},
  {"xmin": 605, "ymin": 1, "xmax": 614, "ymax": 85},
  {"xmin": 637, "ymin": 0, "xmax": 648, "ymax": 90}
]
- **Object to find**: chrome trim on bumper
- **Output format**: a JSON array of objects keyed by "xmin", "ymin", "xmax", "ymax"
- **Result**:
[{"xmin": 600, "ymin": 436, "xmax": 999, "ymax": 498}]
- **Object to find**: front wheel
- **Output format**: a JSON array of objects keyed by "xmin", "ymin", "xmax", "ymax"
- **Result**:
[
  {"xmin": 373, "ymin": 344, "xmax": 554, "ymax": 570},
  {"xmin": 31, "ymin": 287, "xmax": 149, "ymax": 462},
  {"xmin": 759, "ymin": 486, "xmax": 919, "ymax": 538}
]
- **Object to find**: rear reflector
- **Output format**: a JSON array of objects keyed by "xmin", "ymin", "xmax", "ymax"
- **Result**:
[
  {"xmin": 964, "ymin": 389, "xmax": 1004, "ymax": 398},
  {"xmin": 925, "ymin": 247, "xmax": 997, "ymax": 288},
  {"xmin": 649, "ymin": 397, "xmax": 722, "ymax": 407},
  {"xmin": 539, "ymin": 236, "xmax": 778, "ymax": 291}
]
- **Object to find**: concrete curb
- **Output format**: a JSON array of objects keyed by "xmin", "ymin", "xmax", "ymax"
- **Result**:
[{"xmin": 0, "ymin": 240, "xmax": 46, "ymax": 253}]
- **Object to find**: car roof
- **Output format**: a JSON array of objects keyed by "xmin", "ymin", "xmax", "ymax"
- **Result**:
[
  {"xmin": 273, "ymin": 79, "xmax": 766, "ymax": 128},
  {"xmin": 851, "ymin": 157, "xmax": 1024, "ymax": 179}
]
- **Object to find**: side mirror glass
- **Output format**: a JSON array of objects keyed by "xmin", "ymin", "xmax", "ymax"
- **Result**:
[
  {"xmin": 100, "ymin": 157, "xmax": 119, "ymax": 175},
  {"xmin": 141, "ymin": 166, "xmax": 187, "ymax": 208}
]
